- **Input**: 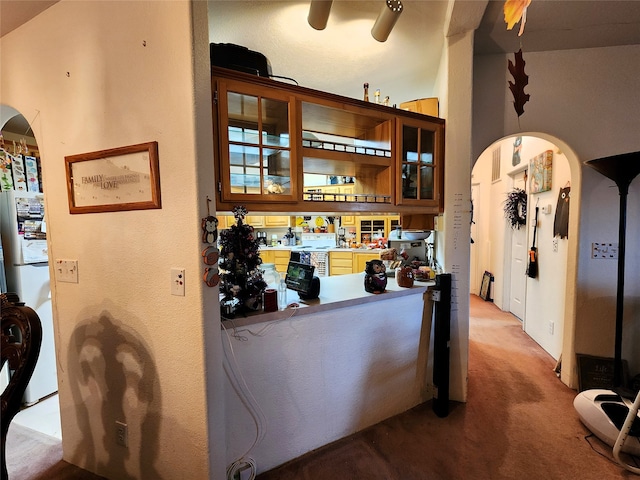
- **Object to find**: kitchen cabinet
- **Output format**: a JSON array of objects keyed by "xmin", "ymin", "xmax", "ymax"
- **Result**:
[
  {"xmin": 212, "ymin": 67, "xmax": 445, "ymax": 216},
  {"xmin": 214, "ymin": 77, "xmax": 299, "ymax": 204},
  {"xmin": 259, "ymin": 248, "xmax": 291, "ymax": 274},
  {"xmin": 329, "ymin": 251, "xmax": 353, "ymax": 276},
  {"xmin": 219, "ymin": 215, "xmax": 236, "ymax": 229},
  {"xmin": 396, "ymin": 117, "xmax": 444, "ymax": 210},
  {"xmin": 273, "ymin": 249, "xmax": 292, "ymax": 274},
  {"xmin": 220, "ymin": 214, "xmax": 293, "ymax": 229},
  {"xmin": 260, "ymin": 249, "xmax": 274, "ymax": 265},
  {"xmin": 356, "ymin": 215, "xmax": 400, "ymax": 244},
  {"xmin": 264, "ymin": 215, "xmax": 292, "ymax": 227},
  {"xmin": 353, "ymin": 252, "xmax": 381, "ymax": 274}
]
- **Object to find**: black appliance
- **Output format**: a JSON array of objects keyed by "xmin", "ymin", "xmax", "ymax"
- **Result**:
[
  {"xmin": 284, "ymin": 261, "xmax": 320, "ymax": 300},
  {"xmin": 256, "ymin": 231, "xmax": 267, "ymax": 246},
  {"xmin": 210, "ymin": 43, "xmax": 272, "ymax": 77}
]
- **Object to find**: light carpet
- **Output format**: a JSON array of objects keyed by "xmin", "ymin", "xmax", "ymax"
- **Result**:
[{"xmin": 6, "ymin": 423, "xmax": 62, "ymax": 480}]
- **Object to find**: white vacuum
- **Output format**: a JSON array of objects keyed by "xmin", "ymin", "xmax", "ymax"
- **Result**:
[
  {"xmin": 574, "ymin": 389, "xmax": 640, "ymax": 457},
  {"xmin": 573, "ymin": 152, "xmax": 640, "ymax": 469}
]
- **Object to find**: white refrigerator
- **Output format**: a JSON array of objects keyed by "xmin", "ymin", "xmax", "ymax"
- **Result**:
[{"xmin": 0, "ymin": 190, "xmax": 58, "ymax": 404}]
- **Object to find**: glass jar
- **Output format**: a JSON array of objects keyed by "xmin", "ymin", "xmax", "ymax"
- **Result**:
[{"xmin": 262, "ymin": 263, "xmax": 280, "ymax": 289}]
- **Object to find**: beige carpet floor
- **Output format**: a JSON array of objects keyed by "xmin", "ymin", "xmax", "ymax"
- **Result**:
[
  {"xmin": 257, "ymin": 295, "xmax": 639, "ymax": 479},
  {"xmin": 5, "ymin": 423, "xmax": 104, "ymax": 480}
]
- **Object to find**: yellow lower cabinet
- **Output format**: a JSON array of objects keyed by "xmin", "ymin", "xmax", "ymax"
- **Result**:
[
  {"xmin": 353, "ymin": 252, "xmax": 381, "ymax": 274},
  {"xmin": 260, "ymin": 250, "xmax": 275, "ymax": 265},
  {"xmin": 329, "ymin": 251, "xmax": 353, "ymax": 276},
  {"xmin": 273, "ymin": 249, "xmax": 292, "ymax": 274}
]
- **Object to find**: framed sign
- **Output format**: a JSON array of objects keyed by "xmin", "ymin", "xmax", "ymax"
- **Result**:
[
  {"xmin": 479, "ymin": 271, "xmax": 493, "ymax": 301},
  {"xmin": 65, "ymin": 142, "xmax": 161, "ymax": 214},
  {"xmin": 576, "ymin": 354, "xmax": 628, "ymax": 392}
]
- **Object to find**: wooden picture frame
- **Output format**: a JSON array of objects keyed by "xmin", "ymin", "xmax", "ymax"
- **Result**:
[
  {"xmin": 65, "ymin": 141, "xmax": 161, "ymax": 214},
  {"xmin": 479, "ymin": 271, "xmax": 493, "ymax": 301}
]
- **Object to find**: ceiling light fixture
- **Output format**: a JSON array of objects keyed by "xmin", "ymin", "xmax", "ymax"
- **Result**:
[
  {"xmin": 308, "ymin": 0, "xmax": 333, "ymax": 31},
  {"xmin": 371, "ymin": 0, "xmax": 403, "ymax": 42}
]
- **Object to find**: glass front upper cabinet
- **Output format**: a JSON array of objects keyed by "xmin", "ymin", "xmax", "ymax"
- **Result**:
[
  {"xmin": 216, "ymin": 80, "xmax": 298, "ymax": 203},
  {"xmin": 396, "ymin": 118, "xmax": 444, "ymax": 209}
]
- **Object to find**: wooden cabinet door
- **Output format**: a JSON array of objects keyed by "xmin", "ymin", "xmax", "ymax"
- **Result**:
[
  {"xmin": 245, "ymin": 215, "xmax": 264, "ymax": 228},
  {"xmin": 219, "ymin": 215, "xmax": 236, "ymax": 229},
  {"xmin": 353, "ymin": 252, "xmax": 381, "ymax": 274},
  {"xmin": 260, "ymin": 249, "xmax": 275, "ymax": 265},
  {"xmin": 329, "ymin": 251, "xmax": 353, "ymax": 276},
  {"xmin": 273, "ymin": 249, "xmax": 292, "ymax": 274},
  {"xmin": 215, "ymin": 78, "xmax": 299, "ymax": 204},
  {"xmin": 396, "ymin": 117, "xmax": 444, "ymax": 212},
  {"xmin": 264, "ymin": 215, "xmax": 291, "ymax": 227}
]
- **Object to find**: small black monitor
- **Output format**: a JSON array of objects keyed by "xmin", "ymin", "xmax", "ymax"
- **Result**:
[{"xmin": 284, "ymin": 261, "xmax": 315, "ymax": 294}]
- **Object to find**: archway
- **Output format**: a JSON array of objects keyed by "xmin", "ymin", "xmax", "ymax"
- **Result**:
[
  {"xmin": 1, "ymin": 106, "xmax": 61, "ymax": 436},
  {"xmin": 471, "ymin": 132, "xmax": 582, "ymax": 388}
]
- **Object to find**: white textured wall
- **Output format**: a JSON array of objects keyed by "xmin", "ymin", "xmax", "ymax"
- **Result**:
[
  {"xmin": 473, "ymin": 45, "xmax": 640, "ymax": 385},
  {"xmin": 223, "ymin": 292, "xmax": 433, "ymax": 474},
  {"xmin": 0, "ymin": 1, "xmax": 222, "ymax": 478}
]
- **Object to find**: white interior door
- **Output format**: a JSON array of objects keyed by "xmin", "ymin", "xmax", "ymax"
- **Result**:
[{"xmin": 509, "ymin": 175, "xmax": 527, "ymax": 321}]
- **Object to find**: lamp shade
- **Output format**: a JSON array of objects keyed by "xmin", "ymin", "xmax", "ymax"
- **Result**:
[
  {"xmin": 372, "ymin": 0, "xmax": 403, "ymax": 42},
  {"xmin": 308, "ymin": 0, "xmax": 333, "ymax": 30}
]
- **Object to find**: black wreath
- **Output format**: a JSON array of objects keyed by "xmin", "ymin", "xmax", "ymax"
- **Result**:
[{"xmin": 504, "ymin": 188, "xmax": 527, "ymax": 229}]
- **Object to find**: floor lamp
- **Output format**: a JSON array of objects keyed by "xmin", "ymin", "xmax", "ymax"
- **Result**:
[{"xmin": 574, "ymin": 151, "xmax": 640, "ymax": 459}]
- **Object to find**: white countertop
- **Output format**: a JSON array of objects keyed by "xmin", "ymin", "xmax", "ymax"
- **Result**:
[
  {"xmin": 221, "ymin": 272, "xmax": 435, "ymax": 328},
  {"xmin": 259, "ymin": 245, "xmax": 386, "ymax": 253}
]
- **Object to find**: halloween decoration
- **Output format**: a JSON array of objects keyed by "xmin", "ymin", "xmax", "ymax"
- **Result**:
[
  {"xmin": 508, "ymin": 49, "xmax": 530, "ymax": 117},
  {"xmin": 218, "ymin": 206, "xmax": 267, "ymax": 316},
  {"xmin": 526, "ymin": 204, "xmax": 539, "ymax": 278},
  {"xmin": 364, "ymin": 259, "xmax": 387, "ymax": 294},
  {"xmin": 503, "ymin": 188, "xmax": 527, "ymax": 229},
  {"xmin": 504, "ymin": 0, "xmax": 531, "ymax": 36},
  {"xmin": 554, "ymin": 184, "xmax": 570, "ymax": 239},
  {"xmin": 512, "ymin": 136, "xmax": 522, "ymax": 166}
]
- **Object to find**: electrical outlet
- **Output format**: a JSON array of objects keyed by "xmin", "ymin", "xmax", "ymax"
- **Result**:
[
  {"xmin": 116, "ymin": 421, "xmax": 128, "ymax": 447},
  {"xmin": 591, "ymin": 242, "xmax": 618, "ymax": 259},
  {"xmin": 548, "ymin": 321, "xmax": 554, "ymax": 335},
  {"xmin": 171, "ymin": 268, "xmax": 185, "ymax": 296}
]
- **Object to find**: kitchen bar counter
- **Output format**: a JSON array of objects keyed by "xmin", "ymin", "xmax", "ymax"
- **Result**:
[
  {"xmin": 222, "ymin": 273, "xmax": 437, "ymax": 474},
  {"xmin": 221, "ymin": 272, "xmax": 434, "ymax": 328}
]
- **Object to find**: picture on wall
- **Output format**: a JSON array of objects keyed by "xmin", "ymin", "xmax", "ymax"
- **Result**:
[
  {"xmin": 512, "ymin": 136, "xmax": 522, "ymax": 166},
  {"xmin": 529, "ymin": 150, "xmax": 553, "ymax": 193}
]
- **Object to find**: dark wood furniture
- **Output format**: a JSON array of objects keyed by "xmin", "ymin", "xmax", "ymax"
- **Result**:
[{"xmin": 1, "ymin": 293, "xmax": 43, "ymax": 480}]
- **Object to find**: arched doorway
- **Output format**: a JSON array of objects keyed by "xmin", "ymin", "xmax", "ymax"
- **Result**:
[
  {"xmin": 1, "ymin": 106, "xmax": 61, "ymax": 438},
  {"xmin": 471, "ymin": 133, "xmax": 582, "ymax": 387}
]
